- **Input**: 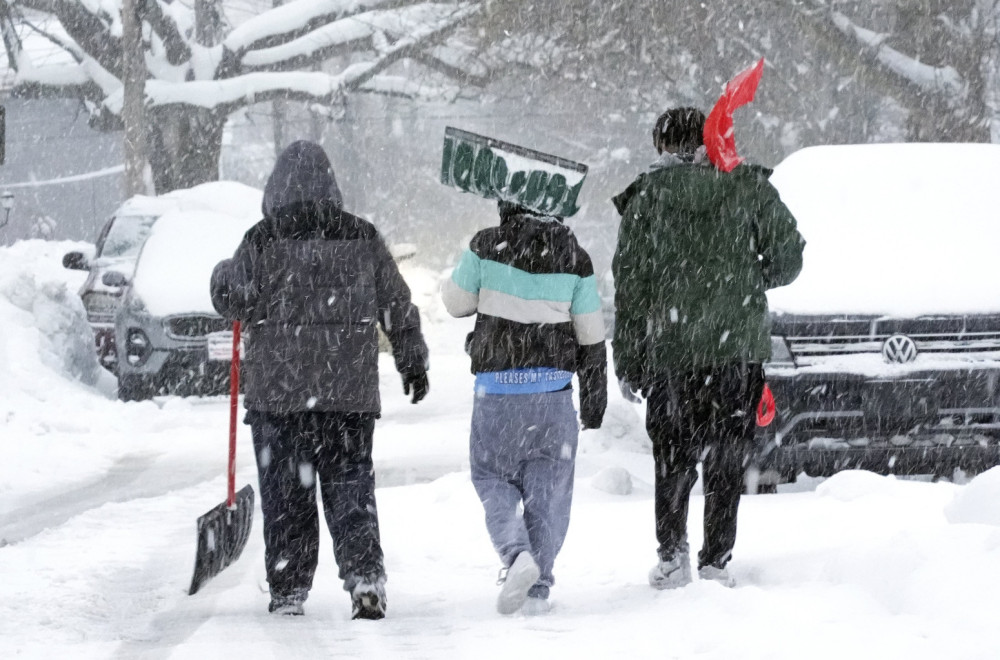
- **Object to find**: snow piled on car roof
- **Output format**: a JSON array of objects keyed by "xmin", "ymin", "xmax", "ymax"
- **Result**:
[
  {"xmin": 117, "ymin": 180, "xmax": 264, "ymax": 222},
  {"xmin": 768, "ymin": 143, "xmax": 1000, "ymax": 316},
  {"xmin": 131, "ymin": 184, "xmax": 262, "ymax": 317}
]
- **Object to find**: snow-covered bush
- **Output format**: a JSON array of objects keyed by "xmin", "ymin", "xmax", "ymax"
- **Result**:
[{"xmin": 29, "ymin": 216, "xmax": 58, "ymax": 240}]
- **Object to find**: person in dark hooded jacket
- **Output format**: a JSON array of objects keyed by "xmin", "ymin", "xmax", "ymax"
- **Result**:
[
  {"xmin": 442, "ymin": 200, "xmax": 607, "ymax": 615},
  {"xmin": 210, "ymin": 141, "xmax": 429, "ymax": 619},
  {"xmin": 612, "ymin": 107, "xmax": 804, "ymax": 590}
]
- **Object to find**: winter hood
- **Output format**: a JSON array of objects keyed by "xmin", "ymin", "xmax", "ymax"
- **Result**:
[{"xmin": 262, "ymin": 141, "xmax": 343, "ymax": 217}]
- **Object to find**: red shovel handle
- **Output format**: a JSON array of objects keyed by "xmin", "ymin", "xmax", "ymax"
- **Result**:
[
  {"xmin": 756, "ymin": 383, "xmax": 775, "ymax": 427},
  {"xmin": 227, "ymin": 320, "xmax": 241, "ymax": 508}
]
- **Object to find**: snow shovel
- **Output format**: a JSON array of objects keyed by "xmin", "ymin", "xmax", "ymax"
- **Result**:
[
  {"xmin": 756, "ymin": 383, "xmax": 776, "ymax": 427},
  {"xmin": 189, "ymin": 320, "xmax": 255, "ymax": 595}
]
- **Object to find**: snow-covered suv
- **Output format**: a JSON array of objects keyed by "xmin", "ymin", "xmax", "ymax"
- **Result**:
[
  {"xmin": 109, "ymin": 182, "xmax": 263, "ymax": 401},
  {"xmin": 752, "ymin": 143, "xmax": 1000, "ymax": 490},
  {"xmin": 63, "ymin": 181, "xmax": 265, "ymax": 373}
]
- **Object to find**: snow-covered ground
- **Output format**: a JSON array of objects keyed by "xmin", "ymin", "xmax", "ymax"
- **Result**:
[{"xmin": 4, "ymin": 240, "xmax": 1000, "ymax": 659}]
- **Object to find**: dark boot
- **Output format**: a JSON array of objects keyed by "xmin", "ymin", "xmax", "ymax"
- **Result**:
[{"xmin": 350, "ymin": 575, "xmax": 387, "ymax": 620}]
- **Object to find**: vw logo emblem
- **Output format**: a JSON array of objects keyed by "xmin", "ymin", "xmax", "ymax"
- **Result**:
[{"xmin": 882, "ymin": 334, "xmax": 918, "ymax": 364}]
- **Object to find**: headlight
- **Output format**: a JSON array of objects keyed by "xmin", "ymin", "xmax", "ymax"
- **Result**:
[
  {"xmin": 125, "ymin": 328, "xmax": 152, "ymax": 366},
  {"xmin": 769, "ymin": 336, "xmax": 794, "ymax": 366}
]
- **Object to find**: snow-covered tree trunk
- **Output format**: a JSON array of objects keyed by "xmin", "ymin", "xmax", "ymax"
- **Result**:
[
  {"xmin": 979, "ymin": 1, "xmax": 1000, "ymax": 142},
  {"xmin": 121, "ymin": 0, "xmax": 148, "ymax": 195},
  {"xmin": 147, "ymin": 107, "xmax": 227, "ymax": 192}
]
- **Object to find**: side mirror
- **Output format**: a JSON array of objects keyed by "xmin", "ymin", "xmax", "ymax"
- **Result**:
[
  {"xmin": 63, "ymin": 251, "xmax": 89, "ymax": 271},
  {"xmin": 102, "ymin": 271, "xmax": 129, "ymax": 288}
]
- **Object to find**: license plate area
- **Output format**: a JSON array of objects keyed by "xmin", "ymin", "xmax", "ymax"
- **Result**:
[
  {"xmin": 862, "ymin": 379, "xmax": 936, "ymax": 423},
  {"xmin": 206, "ymin": 331, "xmax": 243, "ymax": 361}
]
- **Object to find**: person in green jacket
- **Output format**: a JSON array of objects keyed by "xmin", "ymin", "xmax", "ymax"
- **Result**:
[{"xmin": 612, "ymin": 107, "xmax": 804, "ymax": 589}]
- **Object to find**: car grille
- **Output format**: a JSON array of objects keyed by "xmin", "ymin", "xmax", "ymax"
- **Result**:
[
  {"xmin": 165, "ymin": 315, "xmax": 229, "ymax": 338},
  {"xmin": 778, "ymin": 316, "xmax": 1000, "ymax": 357}
]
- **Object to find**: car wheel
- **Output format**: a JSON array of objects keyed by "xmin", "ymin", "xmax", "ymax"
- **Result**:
[
  {"xmin": 745, "ymin": 465, "xmax": 783, "ymax": 495},
  {"xmin": 118, "ymin": 374, "xmax": 157, "ymax": 402}
]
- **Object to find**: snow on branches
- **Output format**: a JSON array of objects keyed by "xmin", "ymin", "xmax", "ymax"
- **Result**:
[{"xmin": 3, "ymin": 0, "xmax": 481, "ymax": 117}]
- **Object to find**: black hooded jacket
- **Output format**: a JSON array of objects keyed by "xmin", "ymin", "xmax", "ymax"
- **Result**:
[
  {"xmin": 211, "ymin": 141, "xmax": 427, "ymax": 413},
  {"xmin": 441, "ymin": 206, "xmax": 607, "ymax": 428}
]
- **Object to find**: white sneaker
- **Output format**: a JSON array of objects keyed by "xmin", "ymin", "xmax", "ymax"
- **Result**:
[
  {"xmin": 698, "ymin": 565, "xmax": 736, "ymax": 587},
  {"xmin": 521, "ymin": 596, "xmax": 551, "ymax": 616},
  {"xmin": 648, "ymin": 553, "xmax": 692, "ymax": 590},
  {"xmin": 497, "ymin": 552, "xmax": 541, "ymax": 615}
]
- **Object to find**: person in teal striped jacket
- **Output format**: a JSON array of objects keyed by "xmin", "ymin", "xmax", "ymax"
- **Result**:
[{"xmin": 442, "ymin": 200, "xmax": 607, "ymax": 616}]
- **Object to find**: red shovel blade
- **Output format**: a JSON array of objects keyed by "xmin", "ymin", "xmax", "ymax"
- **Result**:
[
  {"xmin": 757, "ymin": 383, "xmax": 776, "ymax": 427},
  {"xmin": 704, "ymin": 57, "xmax": 765, "ymax": 173}
]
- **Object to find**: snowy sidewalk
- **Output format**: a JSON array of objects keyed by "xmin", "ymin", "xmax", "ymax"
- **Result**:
[{"xmin": 3, "ymin": 241, "xmax": 1000, "ymax": 659}]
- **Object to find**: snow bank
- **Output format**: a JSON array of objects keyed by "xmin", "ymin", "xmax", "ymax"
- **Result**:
[
  {"xmin": 590, "ymin": 466, "xmax": 633, "ymax": 495},
  {"xmin": 769, "ymin": 143, "xmax": 1000, "ymax": 316},
  {"xmin": 815, "ymin": 469, "xmax": 901, "ymax": 501},
  {"xmin": 0, "ymin": 240, "xmax": 127, "ymax": 499},
  {"xmin": 0, "ymin": 240, "xmax": 101, "ymax": 390},
  {"xmin": 401, "ymin": 262, "xmax": 446, "ymax": 324},
  {"xmin": 944, "ymin": 466, "xmax": 1000, "ymax": 526}
]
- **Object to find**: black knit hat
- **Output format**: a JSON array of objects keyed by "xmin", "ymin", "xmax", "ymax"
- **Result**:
[
  {"xmin": 652, "ymin": 107, "xmax": 706, "ymax": 154},
  {"xmin": 498, "ymin": 200, "xmax": 535, "ymax": 219}
]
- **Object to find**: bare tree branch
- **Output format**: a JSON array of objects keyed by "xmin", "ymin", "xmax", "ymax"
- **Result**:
[
  {"xmin": 138, "ymin": 5, "xmax": 477, "ymax": 115},
  {"xmin": 19, "ymin": 15, "xmax": 83, "ymax": 62},
  {"xmin": 10, "ymin": 76, "xmax": 105, "ymax": 102},
  {"xmin": 781, "ymin": 0, "xmax": 966, "ymax": 100},
  {"xmin": 12, "ymin": 0, "xmax": 123, "ymax": 77},
  {"xmin": 223, "ymin": 0, "xmax": 400, "ymax": 58},
  {"xmin": 407, "ymin": 48, "xmax": 491, "ymax": 87},
  {"xmin": 144, "ymin": 0, "xmax": 191, "ymax": 65},
  {"xmin": 236, "ymin": 4, "xmax": 475, "ymax": 73}
]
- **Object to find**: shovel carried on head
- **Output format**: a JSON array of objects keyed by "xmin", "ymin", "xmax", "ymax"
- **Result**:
[{"xmin": 189, "ymin": 320, "xmax": 255, "ymax": 595}]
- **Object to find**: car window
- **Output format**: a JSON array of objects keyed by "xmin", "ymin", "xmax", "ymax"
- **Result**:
[
  {"xmin": 93, "ymin": 218, "xmax": 114, "ymax": 256},
  {"xmin": 98, "ymin": 215, "xmax": 159, "ymax": 258}
]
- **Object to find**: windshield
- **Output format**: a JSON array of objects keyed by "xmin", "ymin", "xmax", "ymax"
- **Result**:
[{"xmin": 97, "ymin": 215, "xmax": 159, "ymax": 259}]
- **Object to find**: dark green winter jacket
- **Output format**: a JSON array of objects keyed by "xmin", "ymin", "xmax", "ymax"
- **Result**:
[{"xmin": 611, "ymin": 153, "xmax": 804, "ymax": 381}]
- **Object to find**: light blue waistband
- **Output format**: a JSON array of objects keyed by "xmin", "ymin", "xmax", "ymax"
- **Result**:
[{"xmin": 475, "ymin": 368, "xmax": 573, "ymax": 395}]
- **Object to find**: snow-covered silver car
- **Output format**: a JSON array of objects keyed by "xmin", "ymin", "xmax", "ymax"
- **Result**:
[
  {"xmin": 109, "ymin": 183, "xmax": 263, "ymax": 401},
  {"xmin": 752, "ymin": 143, "xmax": 1000, "ymax": 489},
  {"xmin": 62, "ymin": 212, "xmax": 159, "ymax": 372},
  {"xmin": 64, "ymin": 182, "xmax": 264, "ymax": 373}
]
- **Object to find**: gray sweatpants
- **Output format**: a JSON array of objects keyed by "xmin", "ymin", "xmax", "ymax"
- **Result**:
[{"xmin": 470, "ymin": 389, "xmax": 579, "ymax": 599}]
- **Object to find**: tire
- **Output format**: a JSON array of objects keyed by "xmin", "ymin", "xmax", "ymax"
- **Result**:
[
  {"xmin": 745, "ymin": 465, "xmax": 782, "ymax": 494},
  {"xmin": 118, "ymin": 374, "xmax": 157, "ymax": 402}
]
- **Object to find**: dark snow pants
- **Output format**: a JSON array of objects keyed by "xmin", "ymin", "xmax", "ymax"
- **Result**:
[
  {"xmin": 470, "ymin": 390, "xmax": 579, "ymax": 599},
  {"xmin": 644, "ymin": 363, "xmax": 764, "ymax": 569},
  {"xmin": 248, "ymin": 410, "xmax": 384, "ymax": 603}
]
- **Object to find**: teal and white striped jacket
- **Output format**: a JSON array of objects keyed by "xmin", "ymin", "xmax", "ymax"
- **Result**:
[{"xmin": 442, "ymin": 211, "xmax": 607, "ymax": 427}]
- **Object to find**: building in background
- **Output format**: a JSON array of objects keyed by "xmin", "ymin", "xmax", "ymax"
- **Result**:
[{"xmin": 0, "ymin": 97, "xmax": 123, "ymax": 246}]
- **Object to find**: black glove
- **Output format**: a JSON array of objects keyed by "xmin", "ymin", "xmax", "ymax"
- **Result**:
[
  {"xmin": 402, "ymin": 371, "xmax": 429, "ymax": 404},
  {"xmin": 619, "ymin": 378, "xmax": 642, "ymax": 404}
]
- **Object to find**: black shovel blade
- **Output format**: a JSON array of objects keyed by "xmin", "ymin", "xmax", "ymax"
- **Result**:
[{"xmin": 188, "ymin": 484, "xmax": 255, "ymax": 595}]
